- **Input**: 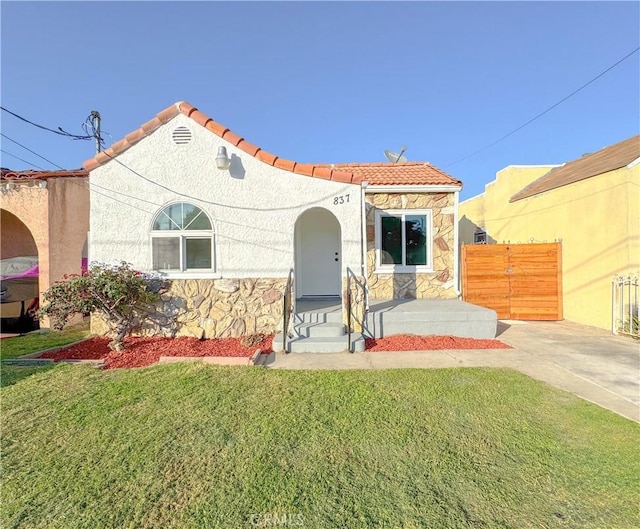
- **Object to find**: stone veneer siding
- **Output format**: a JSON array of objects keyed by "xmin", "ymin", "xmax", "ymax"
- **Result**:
[
  {"xmin": 91, "ymin": 277, "xmax": 286, "ymax": 339},
  {"xmin": 366, "ymin": 192, "xmax": 457, "ymax": 300},
  {"xmin": 342, "ymin": 275, "xmax": 366, "ymax": 333}
]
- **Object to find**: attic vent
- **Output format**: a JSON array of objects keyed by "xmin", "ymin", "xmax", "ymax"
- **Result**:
[{"xmin": 172, "ymin": 126, "xmax": 192, "ymax": 145}]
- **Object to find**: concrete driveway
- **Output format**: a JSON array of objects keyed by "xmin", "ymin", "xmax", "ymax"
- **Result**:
[
  {"xmin": 263, "ymin": 320, "xmax": 640, "ymax": 423},
  {"xmin": 492, "ymin": 320, "xmax": 639, "ymax": 421}
]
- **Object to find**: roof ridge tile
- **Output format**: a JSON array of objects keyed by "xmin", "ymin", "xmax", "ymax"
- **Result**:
[
  {"xmin": 82, "ymin": 100, "xmax": 461, "ymax": 187},
  {"xmin": 1, "ymin": 169, "xmax": 89, "ymax": 180},
  {"xmin": 221, "ymin": 130, "xmax": 244, "ymax": 147},
  {"xmin": 238, "ymin": 141, "xmax": 261, "ymax": 157}
]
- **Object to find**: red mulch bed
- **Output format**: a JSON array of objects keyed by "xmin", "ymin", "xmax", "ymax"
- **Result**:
[
  {"xmin": 41, "ymin": 334, "xmax": 510, "ymax": 369},
  {"xmin": 40, "ymin": 335, "xmax": 274, "ymax": 370},
  {"xmin": 365, "ymin": 334, "xmax": 512, "ymax": 351}
]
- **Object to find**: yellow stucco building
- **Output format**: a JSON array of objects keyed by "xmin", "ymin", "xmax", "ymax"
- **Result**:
[{"xmin": 459, "ymin": 135, "xmax": 639, "ymax": 331}]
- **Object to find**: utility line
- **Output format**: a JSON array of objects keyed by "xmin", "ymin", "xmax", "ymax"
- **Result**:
[
  {"xmin": 0, "ymin": 106, "xmax": 93, "ymax": 140},
  {"xmin": 0, "ymin": 133, "xmax": 65, "ymax": 169},
  {"xmin": 104, "ymin": 151, "xmax": 344, "ymax": 213},
  {"xmin": 0, "ymin": 136, "xmax": 308, "ymax": 238},
  {"xmin": 443, "ymin": 46, "xmax": 640, "ymax": 168},
  {"xmin": 0, "ymin": 149, "xmax": 45, "ymax": 170},
  {"xmin": 0, "ymin": 133, "xmax": 154, "ymax": 213},
  {"xmin": 89, "ymin": 180, "xmax": 161, "ymax": 207}
]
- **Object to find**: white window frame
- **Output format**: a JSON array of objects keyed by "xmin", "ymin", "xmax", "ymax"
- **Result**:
[
  {"xmin": 150, "ymin": 203, "xmax": 218, "ymax": 278},
  {"xmin": 374, "ymin": 209, "xmax": 434, "ymax": 273}
]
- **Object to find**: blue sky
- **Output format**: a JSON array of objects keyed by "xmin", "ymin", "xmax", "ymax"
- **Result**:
[{"xmin": 1, "ymin": 1, "xmax": 638, "ymax": 200}]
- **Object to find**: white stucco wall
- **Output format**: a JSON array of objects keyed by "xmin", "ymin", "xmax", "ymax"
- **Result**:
[{"xmin": 89, "ymin": 114, "xmax": 363, "ymax": 279}]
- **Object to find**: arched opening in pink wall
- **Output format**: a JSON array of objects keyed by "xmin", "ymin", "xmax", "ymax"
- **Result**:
[
  {"xmin": 1, "ymin": 209, "xmax": 40, "ymax": 332},
  {"xmin": 1, "ymin": 209, "xmax": 38, "ymax": 258}
]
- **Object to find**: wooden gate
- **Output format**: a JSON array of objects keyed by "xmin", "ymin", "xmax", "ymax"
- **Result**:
[{"xmin": 461, "ymin": 242, "xmax": 562, "ymax": 320}]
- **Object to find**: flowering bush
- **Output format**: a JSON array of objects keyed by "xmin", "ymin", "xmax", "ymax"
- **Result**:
[{"xmin": 39, "ymin": 262, "xmax": 165, "ymax": 351}]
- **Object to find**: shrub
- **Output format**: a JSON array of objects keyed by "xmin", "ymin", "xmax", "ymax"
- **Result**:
[{"xmin": 39, "ymin": 262, "xmax": 165, "ymax": 351}]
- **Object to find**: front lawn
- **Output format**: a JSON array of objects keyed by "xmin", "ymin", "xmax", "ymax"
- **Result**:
[
  {"xmin": 2, "ymin": 364, "xmax": 638, "ymax": 528},
  {"xmin": 0, "ymin": 328, "xmax": 90, "ymax": 360},
  {"xmin": 1, "ymin": 328, "xmax": 91, "ymax": 388}
]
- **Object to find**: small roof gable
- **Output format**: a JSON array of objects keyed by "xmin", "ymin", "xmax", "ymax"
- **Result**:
[
  {"xmin": 1, "ymin": 168, "xmax": 88, "ymax": 180},
  {"xmin": 83, "ymin": 101, "xmax": 461, "ymax": 188},
  {"xmin": 329, "ymin": 162, "xmax": 462, "ymax": 187},
  {"xmin": 510, "ymin": 135, "xmax": 640, "ymax": 202}
]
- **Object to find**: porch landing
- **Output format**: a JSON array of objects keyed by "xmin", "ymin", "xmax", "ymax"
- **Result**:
[
  {"xmin": 365, "ymin": 299, "xmax": 497, "ymax": 339},
  {"xmin": 291, "ymin": 298, "xmax": 497, "ymax": 340}
]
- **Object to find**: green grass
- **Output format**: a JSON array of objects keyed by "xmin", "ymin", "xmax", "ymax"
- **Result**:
[
  {"xmin": 0, "ymin": 328, "xmax": 90, "ymax": 360},
  {"xmin": 1, "ymin": 327, "xmax": 90, "ymax": 388},
  {"xmin": 1, "ymin": 364, "xmax": 56, "ymax": 388},
  {"xmin": 2, "ymin": 364, "xmax": 639, "ymax": 529}
]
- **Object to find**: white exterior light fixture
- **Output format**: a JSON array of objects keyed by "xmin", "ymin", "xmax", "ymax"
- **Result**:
[
  {"xmin": 38, "ymin": 180, "xmax": 47, "ymax": 189},
  {"xmin": 215, "ymin": 146, "xmax": 231, "ymax": 171}
]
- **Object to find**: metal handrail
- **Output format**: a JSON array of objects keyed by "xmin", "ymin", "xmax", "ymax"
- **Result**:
[
  {"xmin": 347, "ymin": 272, "xmax": 352, "ymax": 352},
  {"xmin": 282, "ymin": 269, "xmax": 294, "ymax": 352},
  {"xmin": 346, "ymin": 268, "xmax": 368, "ymax": 352}
]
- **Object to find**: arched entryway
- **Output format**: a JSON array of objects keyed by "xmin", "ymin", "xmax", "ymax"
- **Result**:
[
  {"xmin": 295, "ymin": 208, "xmax": 342, "ymax": 299},
  {"xmin": 1, "ymin": 209, "xmax": 40, "ymax": 332}
]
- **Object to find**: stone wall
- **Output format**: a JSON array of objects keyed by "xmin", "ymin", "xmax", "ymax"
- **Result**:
[
  {"xmin": 91, "ymin": 277, "xmax": 286, "ymax": 339},
  {"xmin": 366, "ymin": 192, "xmax": 457, "ymax": 300}
]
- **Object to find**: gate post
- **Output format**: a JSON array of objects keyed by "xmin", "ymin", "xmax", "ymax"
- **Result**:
[{"xmin": 612, "ymin": 278, "xmax": 617, "ymax": 335}]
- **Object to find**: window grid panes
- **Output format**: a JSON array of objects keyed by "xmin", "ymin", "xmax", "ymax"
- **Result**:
[
  {"xmin": 405, "ymin": 215, "xmax": 427, "ymax": 266},
  {"xmin": 151, "ymin": 203, "xmax": 213, "ymax": 272},
  {"xmin": 153, "ymin": 203, "xmax": 212, "ymax": 231},
  {"xmin": 185, "ymin": 238, "xmax": 212, "ymax": 269},
  {"xmin": 378, "ymin": 211, "xmax": 431, "ymax": 269},
  {"xmin": 381, "ymin": 216, "xmax": 402, "ymax": 265},
  {"xmin": 152, "ymin": 238, "xmax": 180, "ymax": 270}
]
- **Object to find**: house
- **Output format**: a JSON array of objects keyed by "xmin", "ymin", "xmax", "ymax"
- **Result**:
[
  {"xmin": 0, "ymin": 169, "xmax": 89, "ymax": 331},
  {"xmin": 459, "ymin": 134, "xmax": 640, "ymax": 331},
  {"xmin": 84, "ymin": 101, "xmax": 496, "ymax": 350}
]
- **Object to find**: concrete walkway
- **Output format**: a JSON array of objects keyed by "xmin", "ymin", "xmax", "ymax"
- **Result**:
[{"xmin": 262, "ymin": 320, "xmax": 640, "ymax": 423}]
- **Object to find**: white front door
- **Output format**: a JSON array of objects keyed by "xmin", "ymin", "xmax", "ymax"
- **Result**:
[{"xmin": 296, "ymin": 208, "xmax": 341, "ymax": 298}]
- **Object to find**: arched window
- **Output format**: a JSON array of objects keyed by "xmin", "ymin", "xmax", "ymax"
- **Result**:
[{"xmin": 151, "ymin": 203, "xmax": 214, "ymax": 271}]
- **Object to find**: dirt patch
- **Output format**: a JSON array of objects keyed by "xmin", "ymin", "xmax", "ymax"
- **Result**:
[
  {"xmin": 365, "ymin": 334, "xmax": 512, "ymax": 351},
  {"xmin": 40, "ymin": 335, "xmax": 274, "ymax": 369}
]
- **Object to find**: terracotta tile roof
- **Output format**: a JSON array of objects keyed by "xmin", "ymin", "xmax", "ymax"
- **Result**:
[
  {"xmin": 83, "ymin": 102, "xmax": 358, "ymax": 184},
  {"xmin": 83, "ymin": 101, "xmax": 462, "ymax": 188},
  {"xmin": 1, "ymin": 168, "xmax": 88, "ymax": 180},
  {"xmin": 328, "ymin": 162, "xmax": 462, "ymax": 187},
  {"xmin": 510, "ymin": 134, "xmax": 640, "ymax": 202}
]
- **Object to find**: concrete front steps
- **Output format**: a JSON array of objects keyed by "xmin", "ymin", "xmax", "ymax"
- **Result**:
[{"xmin": 274, "ymin": 306, "xmax": 365, "ymax": 354}]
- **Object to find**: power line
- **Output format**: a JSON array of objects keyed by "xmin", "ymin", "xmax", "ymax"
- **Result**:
[
  {"xmin": 0, "ymin": 106, "xmax": 93, "ymax": 140},
  {"xmin": 0, "ymin": 134, "xmax": 154, "ymax": 213},
  {"xmin": 1, "ymin": 136, "xmax": 314, "ymax": 241},
  {"xmin": 103, "ymin": 151, "xmax": 343, "ymax": 213},
  {"xmin": 0, "ymin": 133, "xmax": 65, "ymax": 169},
  {"xmin": 0, "ymin": 149, "xmax": 45, "ymax": 170},
  {"xmin": 1, "ymin": 138, "xmax": 293, "ymax": 245},
  {"xmin": 89, "ymin": 180, "xmax": 161, "ymax": 207},
  {"xmin": 443, "ymin": 46, "xmax": 640, "ymax": 168}
]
